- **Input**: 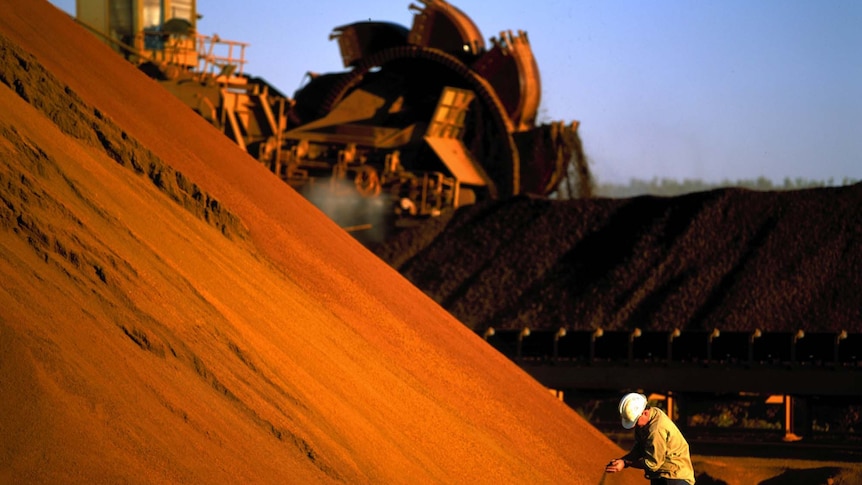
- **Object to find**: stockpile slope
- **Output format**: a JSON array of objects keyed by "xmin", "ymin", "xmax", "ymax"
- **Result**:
[
  {"xmin": 0, "ymin": 2, "xmax": 639, "ymax": 484},
  {"xmin": 374, "ymin": 187, "xmax": 862, "ymax": 333}
]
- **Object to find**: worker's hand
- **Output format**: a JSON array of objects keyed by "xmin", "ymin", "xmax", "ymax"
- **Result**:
[{"xmin": 605, "ymin": 458, "xmax": 625, "ymax": 473}]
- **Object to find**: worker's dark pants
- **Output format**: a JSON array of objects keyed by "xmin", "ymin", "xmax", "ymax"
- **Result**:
[{"xmin": 650, "ymin": 479, "xmax": 689, "ymax": 485}]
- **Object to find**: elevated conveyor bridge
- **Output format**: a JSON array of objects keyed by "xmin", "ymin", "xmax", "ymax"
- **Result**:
[
  {"xmin": 483, "ymin": 328, "xmax": 862, "ymax": 457},
  {"xmin": 483, "ymin": 328, "xmax": 862, "ymax": 396}
]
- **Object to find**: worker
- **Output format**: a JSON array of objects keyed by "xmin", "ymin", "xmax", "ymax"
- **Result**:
[{"xmin": 604, "ymin": 392, "xmax": 695, "ymax": 485}]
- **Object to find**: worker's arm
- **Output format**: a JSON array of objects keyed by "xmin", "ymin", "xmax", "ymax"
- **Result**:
[
  {"xmin": 604, "ymin": 456, "xmax": 645, "ymax": 473},
  {"xmin": 605, "ymin": 444, "xmax": 645, "ymax": 473},
  {"xmin": 640, "ymin": 427, "xmax": 668, "ymax": 472}
]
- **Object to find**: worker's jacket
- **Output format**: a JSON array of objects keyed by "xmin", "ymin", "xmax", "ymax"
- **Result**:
[{"xmin": 623, "ymin": 407, "xmax": 695, "ymax": 484}]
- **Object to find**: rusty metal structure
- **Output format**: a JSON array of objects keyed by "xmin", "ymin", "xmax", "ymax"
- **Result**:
[{"xmin": 75, "ymin": 0, "xmax": 583, "ymax": 242}]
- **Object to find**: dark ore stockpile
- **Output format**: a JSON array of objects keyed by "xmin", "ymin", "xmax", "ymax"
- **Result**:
[{"xmin": 373, "ymin": 185, "xmax": 862, "ymax": 333}]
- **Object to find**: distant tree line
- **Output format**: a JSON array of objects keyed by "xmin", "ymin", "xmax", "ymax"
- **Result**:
[{"xmin": 587, "ymin": 176, "xmax": 860, "ymax": 198}]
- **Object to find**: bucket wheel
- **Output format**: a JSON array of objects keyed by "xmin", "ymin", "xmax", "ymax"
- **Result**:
[{"xmin": 318, "ymin": 45, "xmax": 520, "ymax": 199}]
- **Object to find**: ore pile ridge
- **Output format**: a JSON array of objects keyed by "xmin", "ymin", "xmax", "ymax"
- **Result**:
[{"xmin": 374, "ymin": 186, "xmax": 862, "ymax": 333}]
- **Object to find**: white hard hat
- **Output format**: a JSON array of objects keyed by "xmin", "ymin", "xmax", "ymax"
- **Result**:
[{"xmin": 619, "ymin": 393, "xmax": 648, "ymax": 429}]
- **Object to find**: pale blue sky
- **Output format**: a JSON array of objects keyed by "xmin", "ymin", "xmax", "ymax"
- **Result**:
[{"xmin": 50, "ymin": 0, "xmax": 861, "ymax": 185}]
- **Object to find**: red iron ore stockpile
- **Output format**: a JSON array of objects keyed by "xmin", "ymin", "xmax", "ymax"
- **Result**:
[{"xmin": 0, "ymin": 1, "xmax": 641, "ymax": 484}]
